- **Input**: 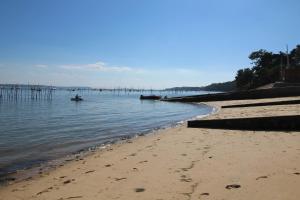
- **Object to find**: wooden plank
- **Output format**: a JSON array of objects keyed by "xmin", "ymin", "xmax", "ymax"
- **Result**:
[
  {"xmin": 164, "ymin": 86, "xmax": 300, "ymax": 102},
  {"xmin": 222, "ymin": 99, "xmax": 300, "ymax": 108},
  {"xmin": 188, "ymin": 115, "xmax": 300, "ymax": 131}
]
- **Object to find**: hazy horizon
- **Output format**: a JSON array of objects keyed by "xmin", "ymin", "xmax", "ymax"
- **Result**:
[
  {"xmin": 0, "ymin": 0, "xmax": 299, "ymax": 89},
  {"xmin": 0, "ymin": 82, "xmax": 221, "ymax": 90}
]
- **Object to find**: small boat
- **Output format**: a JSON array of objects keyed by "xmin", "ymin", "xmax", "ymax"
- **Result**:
[
  {"xmin": 71, "ymin": 95, "xmax": 83, "ymax": 101},
  {"xmin": 139, "ymin": 95, "xmax": 161, "ymax": 100}
]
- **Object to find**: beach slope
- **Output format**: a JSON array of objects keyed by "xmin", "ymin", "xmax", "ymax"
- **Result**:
[{"xmin": 1, "ymin": 97, "xmax": 300, "ymax": 200}]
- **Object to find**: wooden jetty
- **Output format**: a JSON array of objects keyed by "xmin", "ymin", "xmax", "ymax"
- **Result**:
[{"xmin": 0, "ymin": 84, "xmax": 54, "ymax": 101}]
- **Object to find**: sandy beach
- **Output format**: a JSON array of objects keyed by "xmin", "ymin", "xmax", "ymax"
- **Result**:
[{"xmin": 1, "ymin": 97, "xmax": 300, "ymax": 200}]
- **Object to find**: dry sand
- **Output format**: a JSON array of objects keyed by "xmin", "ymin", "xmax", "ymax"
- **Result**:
[{"xmin": 1, "ymin": 97, "xmax": 300, "ymax": 200}]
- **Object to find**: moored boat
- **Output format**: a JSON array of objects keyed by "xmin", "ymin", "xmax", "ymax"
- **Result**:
[
  {"xmin": 139, "ymin": 95, "xmax": 161, "ymax": 100},
  {"xmin": 71, "ymin": 94, "xmax": 83, "ymax": 101}
]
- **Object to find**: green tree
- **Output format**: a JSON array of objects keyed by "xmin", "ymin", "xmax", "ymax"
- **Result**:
[
  {"xmin": 235, "ymin": 45, "xmax": 299, "ymax": 90},
  {"xmin": 291, "ymin": 45, "xmax": 300, "ymax": 67},
  {"xmin": 235, "ymin": 68, "xmax": 254, "ymax": 89}
]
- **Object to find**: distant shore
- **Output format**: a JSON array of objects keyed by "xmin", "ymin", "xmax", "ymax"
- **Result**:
[{"xmin": 1, "ymin": 96, "xmax": 300, "ymax": 200}]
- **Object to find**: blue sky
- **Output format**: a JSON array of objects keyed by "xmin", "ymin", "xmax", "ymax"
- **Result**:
[{"xmin": 0, "ymin": 0, "xmax": 299, "ymax": 88}]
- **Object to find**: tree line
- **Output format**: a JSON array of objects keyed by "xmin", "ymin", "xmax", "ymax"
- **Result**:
[{"xmin": 235, "ymin": 45, "xmax": 300, "ymax": 90}]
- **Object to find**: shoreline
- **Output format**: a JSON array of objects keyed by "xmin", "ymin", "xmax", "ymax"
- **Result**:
[
  {"xmin": 1, "ymin": 96, "xmax": 299, "ymax": 200},
  {"xmin": 0, "ymin": 103, "xmax": 216, "ymax": 187}
]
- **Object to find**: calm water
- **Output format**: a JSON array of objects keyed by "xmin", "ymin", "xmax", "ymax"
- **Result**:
[{"xmin": 0, "ymin": 90, "xmax": 213, "ymax": 178}]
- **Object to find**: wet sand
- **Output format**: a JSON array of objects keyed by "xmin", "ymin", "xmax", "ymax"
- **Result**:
[{"xmin": 0, "ymin": 97, "xmax": 300, "ymax": 200}]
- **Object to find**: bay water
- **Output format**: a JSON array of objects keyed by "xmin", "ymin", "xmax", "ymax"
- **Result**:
[{"xmin": 0, "ymin": 90, "xmax": 213, "ymax": 179}]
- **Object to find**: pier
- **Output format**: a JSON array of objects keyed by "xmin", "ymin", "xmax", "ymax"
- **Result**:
[{"xmin": 0, "ymin": 84, "xmax": 54, "ymax": 102}]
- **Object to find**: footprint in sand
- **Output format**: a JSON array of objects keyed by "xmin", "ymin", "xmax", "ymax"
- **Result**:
[
  {"xmin": 115, "ymin": 177, "xmax": 127, "ymax": 181},
  {"xmin": 225, "ymin": 184, "xmax": 241, "ymax": 189},
  {"xmin": 200, "ymin": 193, "xmax": 209, "ymax": 196},
  {"xmin": 63, "ymin": 179, "xmax": 75, "ymax": 184},
  {"xmin": 66, "ymin": 196, "xmax": 83, "ymax": 199},
  {"xmin": 36, "ymin": 187, "xmax": 53, "ymax": 195},
  {"xmin": 256, "ymin": 176, "xmax": 268, "ymax": 180},
  {"xmin": 180, "ymin": 178, "xmax": 192, "ymax": 182},
  {"xmin": 85, "ymin": 170, "xmax": 95, "ymax": 174},
  {"xmin": 135, "ymin": 188, "xmax": 145, "ymax": 192},
  {"xmin": 138, "ymin": 160, "xmax": 148, "ymax": 164},
  {"xmin": 58, "ymin": 196, "xmax": 83, "ymax": 200},
  {"xmin": 63, "ymin": 180, "xmax": 72, "ymax": 184},
  {"xmin": 181, "ymin": 161, "xmax": 197, "ymax": 171}
]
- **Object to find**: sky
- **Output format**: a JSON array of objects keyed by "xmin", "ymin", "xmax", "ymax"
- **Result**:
[{"xmin": 0, "ymin": 0, "xmax": 299, "ymax": 89}]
